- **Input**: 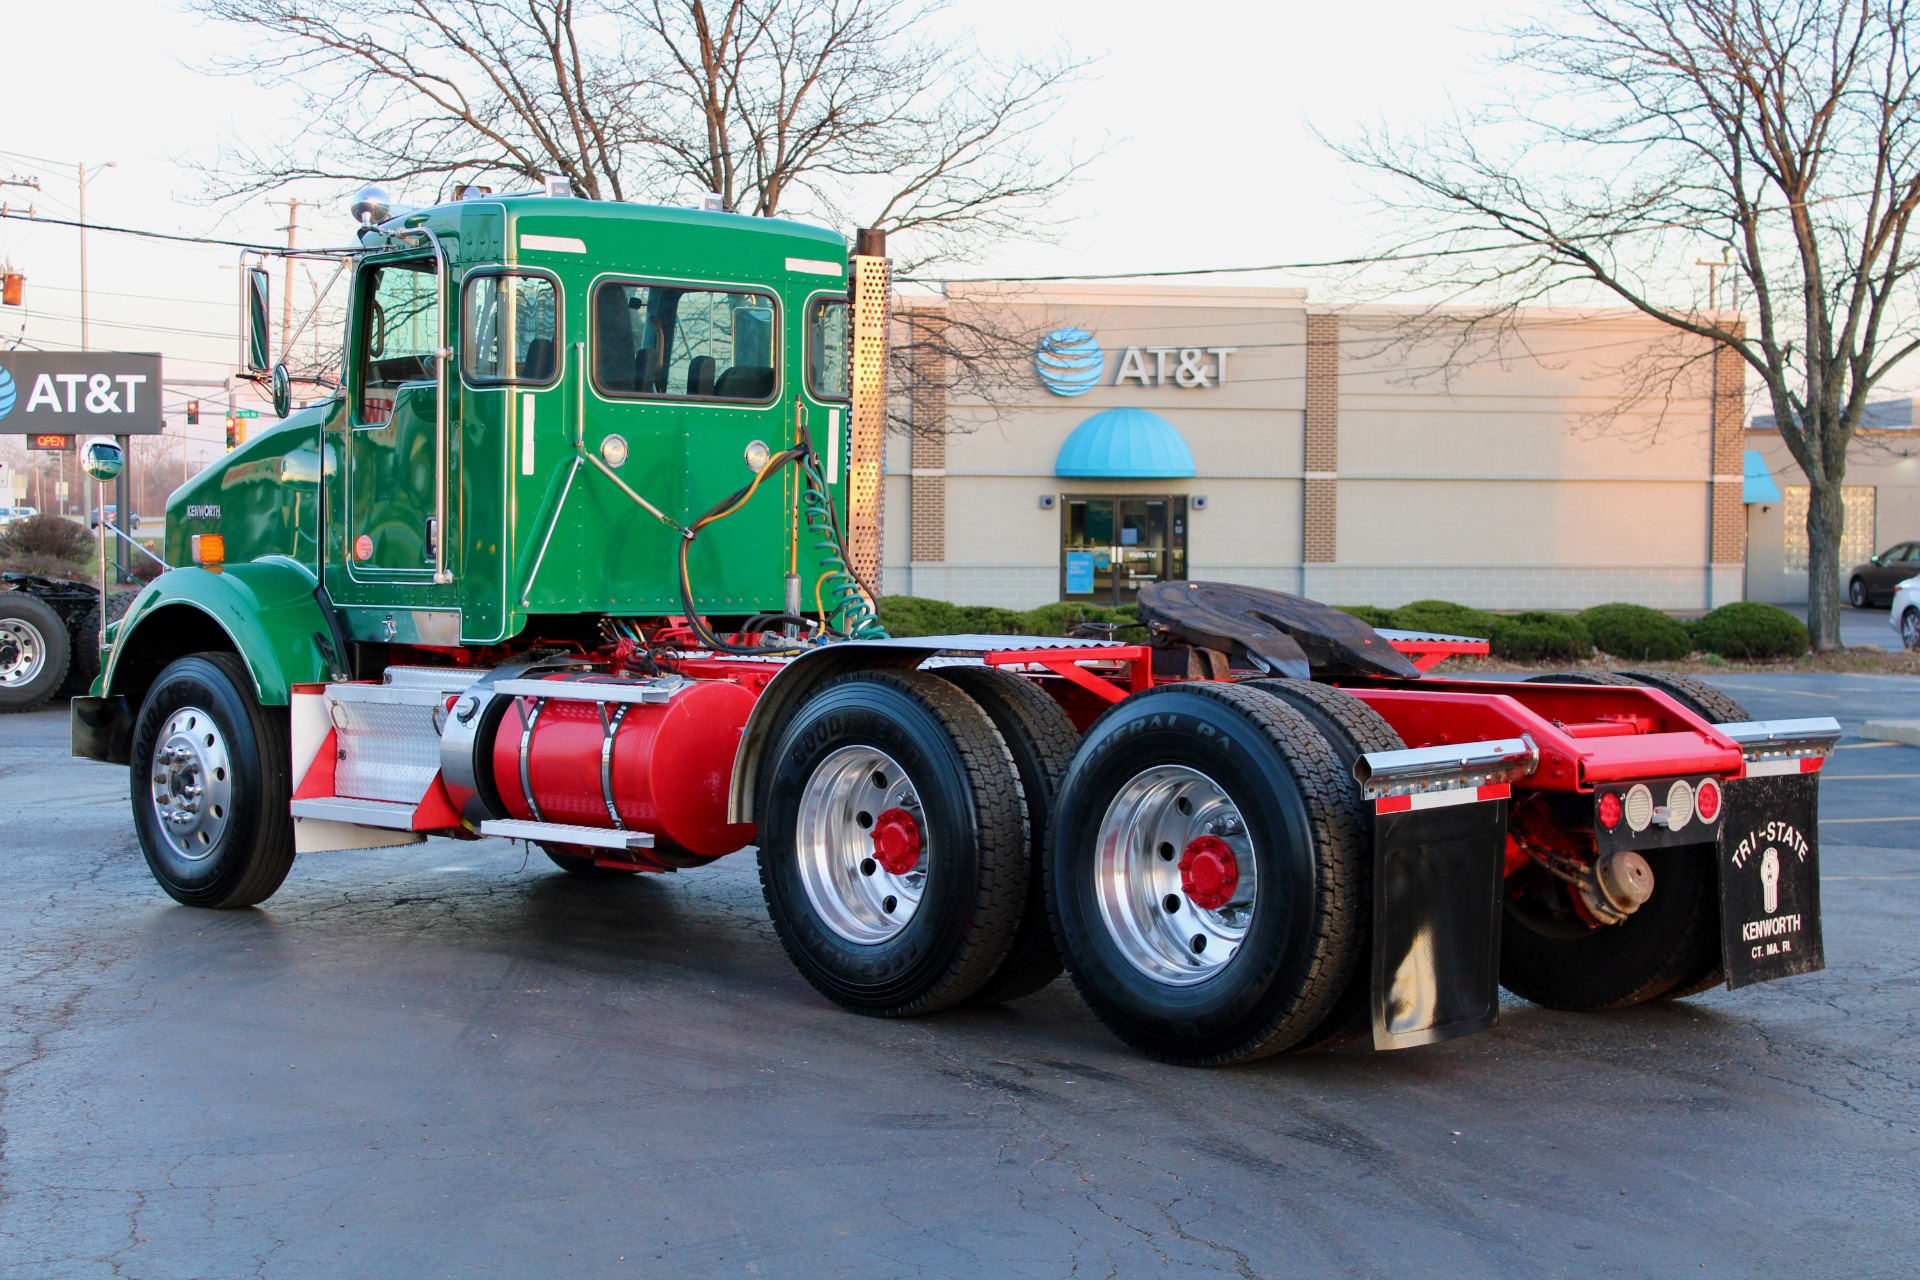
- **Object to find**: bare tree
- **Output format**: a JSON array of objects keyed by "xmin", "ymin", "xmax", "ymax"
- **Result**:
[
  {"xmin": 1337, "ymin": 0, "xmax": 1920, "ymax": 649},
  {"xmin": 198, "ymin": 0, "xmax": 1089, "ymax": 270},
  {"xmin": 198, "ymin": 0, "xmax": 646, "ymax": 201}
]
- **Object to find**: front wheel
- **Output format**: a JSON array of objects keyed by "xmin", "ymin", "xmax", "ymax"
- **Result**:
[
  {"xmin": 1849, "ymin": 577, "xmax": 1869, "ymax": 608},
  {"xmin": 1902, "ymin": 608, "xmax": 1920, "ymax": 652},
  {"xmin": 129, "ymin": 653, "xmax": 295, "ymax": 908},
  {"xmin": 757, "ymin": 670, "xmax": 1027, "ymax": 1016}
]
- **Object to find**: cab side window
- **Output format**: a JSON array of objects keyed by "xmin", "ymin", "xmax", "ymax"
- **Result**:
[
  {"xmin": 592, "ymin": 282, "xmax": 777, "ymax": 402},
  {"xmin": 464, "ymin": 274, "xmax": 559, "ymax": 385},
  {"xmin": 807, "ymin": 296, "xmax": 850, "ymax": 401},
  {"xmin": 358, "ymin": 259, "xmax": 440, "ymax": 425}
]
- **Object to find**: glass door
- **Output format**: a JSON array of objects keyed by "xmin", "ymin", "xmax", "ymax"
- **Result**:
[{"xmin": 1062, "ymin": 495, "xmax": 1187, "ymax": 604}]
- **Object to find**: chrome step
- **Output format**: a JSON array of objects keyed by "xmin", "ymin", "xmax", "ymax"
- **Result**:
[
  {"xmin": 290, "ymin": 796, "xmax": 419, "ymax": 829},
  {"xmin": 478, "ymin": 819, "xmax": 656, "ymax": 851}
]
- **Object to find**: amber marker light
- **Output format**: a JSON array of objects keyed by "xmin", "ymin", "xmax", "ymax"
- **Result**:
[{"xmin": 191, "ymin": 534, "xmax": 225, "ymax": 568}]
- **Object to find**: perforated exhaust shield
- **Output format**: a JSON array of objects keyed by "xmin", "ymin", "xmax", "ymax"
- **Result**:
[{"xmin": 847, "ymin": 234, "xmax": 889, "ymax": 593}]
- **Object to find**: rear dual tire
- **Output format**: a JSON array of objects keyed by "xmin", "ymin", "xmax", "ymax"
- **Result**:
[
  {"xmin": 757, "ymin": 670, "xmax": 1028, "ymax": 1017},
  {"xmin": 0, "ymin": 592, "xmax": 70, "ymax": 713},
  {"xmin": 1507, "ymin": 671, "xmax": 1747, "ymax": 1007},
  {"xmin": 1046, "ymin": 683, "xmax": 1370, "ymax": 1066}
]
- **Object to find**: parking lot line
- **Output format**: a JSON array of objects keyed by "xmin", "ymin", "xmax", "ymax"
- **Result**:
[
  {"xmin": 1835, "ymin": 741, "xmax": 1904, "ymax": 749},
  {"xmin": 1821, "ymin": 815, "xmax": 1920, "ymax": 823},
  {"xmin": 1716, "ymin": 682, "xmax": 1841, "ymax": 698}
]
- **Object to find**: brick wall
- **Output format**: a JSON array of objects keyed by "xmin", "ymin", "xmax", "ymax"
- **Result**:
[{"xmin": 1303, "ymin": 313, "xmax": 1340, "ymax": 562}]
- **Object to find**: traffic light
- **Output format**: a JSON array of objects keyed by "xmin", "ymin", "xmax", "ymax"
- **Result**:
[
  {"xmin": 225, "ymin": 416, "xmax": 238, "ymax": 451},
  {"xmin": 186, "ymin": 400, "xmax": 200, "ymax": 425}
]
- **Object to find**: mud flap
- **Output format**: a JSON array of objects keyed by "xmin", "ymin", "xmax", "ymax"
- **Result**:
[
  {"xmin": 1716, "ymin": 772, "xmax": 1825, "ymax": 989},
  {"xmin": 1369, "ymin": 789, "xmax": 1510, "ymax": 1049}
]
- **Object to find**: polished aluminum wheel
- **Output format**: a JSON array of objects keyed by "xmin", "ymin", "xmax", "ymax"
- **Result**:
[
  {"xmin": 0, "ymin": 617, "xmax": 47, "ymax": 688},
  {"xmin": 795, "ymin": 745, "xmax": 928, "ymax": 945},
  {"xmin": 148, "ymin": 706, "xmax": 233, "ymax": 861},
  {"xmin": 1094, "ymin": 764, "xmax": 1257, "ymax": 984}
]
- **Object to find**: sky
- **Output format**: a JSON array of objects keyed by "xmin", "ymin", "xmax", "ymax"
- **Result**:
[{"xmin": 0, "ymin": 0, "xmax": 1547, "ymax": 462}]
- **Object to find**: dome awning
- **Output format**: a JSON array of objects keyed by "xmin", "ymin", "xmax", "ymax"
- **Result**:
[{"xmin": 1055, "ymin": 407, "xmax": 1196, "ymax": 479}]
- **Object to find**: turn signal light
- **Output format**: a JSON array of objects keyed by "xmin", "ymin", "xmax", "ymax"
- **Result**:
[
  {"xmin": 1597, "ymin": 790, "xmax": 1623, "ymax": 830},
  {"xmin": 190, "ymin": 533, "xmax": 225, "ymax": 567}
]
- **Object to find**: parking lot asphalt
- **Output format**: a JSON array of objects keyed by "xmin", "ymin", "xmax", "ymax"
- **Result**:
[{"xmin": 2, "ymin": 673, "xmax": 1917, "ymax": 1279}]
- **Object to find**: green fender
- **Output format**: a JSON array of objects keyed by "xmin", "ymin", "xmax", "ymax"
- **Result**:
[{"xmin": 102, "ymin": 556, "xmax": 343, "ymax": 706}]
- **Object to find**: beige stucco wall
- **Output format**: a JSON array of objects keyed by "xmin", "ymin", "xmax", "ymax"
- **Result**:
[{"xmin": 882, "ymin": 284, "xmax": 1746, "ymax": 611}]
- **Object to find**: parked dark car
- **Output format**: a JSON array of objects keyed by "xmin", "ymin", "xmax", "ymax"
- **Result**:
[{"xmin": 1848, "ymin": 541, "xmax": 1920, "ymax": 607}]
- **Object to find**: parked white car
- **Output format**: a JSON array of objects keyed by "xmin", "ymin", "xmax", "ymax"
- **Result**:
[{"xmin": 1891, "ymin": 576, "xmax": 1920, "ymax": 649}]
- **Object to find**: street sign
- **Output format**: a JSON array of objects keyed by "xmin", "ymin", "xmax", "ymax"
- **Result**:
[
  {"xmin": 0, "ymin": 351, "xmax": 165, "ymax": 434},
  {"xmin": 232, "ymin": 409, "xmax": 260, "ymax": 419},
  {"xmin": 26, "ymin": 433, "xmax": 74, "ymax": 452}
]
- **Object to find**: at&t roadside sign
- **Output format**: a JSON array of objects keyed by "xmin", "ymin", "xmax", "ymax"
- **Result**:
[{"xmin": 0, "ymin": 352, "xmax": 165, "ymax": 434}]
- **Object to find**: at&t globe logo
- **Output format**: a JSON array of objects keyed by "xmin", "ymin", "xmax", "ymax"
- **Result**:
[
  {"xmin": 1035, "ymin": 328, "xmax": 1104, "ymax": 397},
  {"xmin": 0, "ymin": 365, "xmax": 16, "ymax": 421}
]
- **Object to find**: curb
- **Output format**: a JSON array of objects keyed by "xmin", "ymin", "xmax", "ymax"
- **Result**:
[{"xmin": 1861, "ymin": 719, "xmax": 1920, "ymax": 748}]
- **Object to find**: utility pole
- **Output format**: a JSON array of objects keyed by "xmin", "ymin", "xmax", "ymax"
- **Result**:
[
  {"xmin": 1696, "ymin": 249, "xmax": 1733, "ymax": 312},
  {"xmin": 278, "ymin": 198, "xmax": 299, "ymax": 351}
]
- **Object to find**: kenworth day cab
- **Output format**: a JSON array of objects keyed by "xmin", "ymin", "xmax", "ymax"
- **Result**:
[{"xmin": 69, "ymin": 185, "xmax": 1837, "ymax": 1064}]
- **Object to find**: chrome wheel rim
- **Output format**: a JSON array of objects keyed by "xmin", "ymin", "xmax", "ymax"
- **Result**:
[
  {"xmin": 795, "ymin": 745, "xmax": 929, "ymax": 945},
  {"xmin": 1094, "ymin": 764, "xmax": 1257, "ymax": 985},
  {"xmin": 1905, "ymin": 611, "xmax": 1920, "ymax": 650},
  {"xmin": 0, "ymin": 618, "xmax": 47, "ymax": 688},
  {"xmin": 148, "ymin": 706, "xmax": 233, "ymax": 861}
]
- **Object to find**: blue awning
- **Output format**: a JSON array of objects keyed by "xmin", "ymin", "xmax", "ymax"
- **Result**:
[
  {"xmin": 1744, "ymin": 449, "xmax": 1782, "ymax": 504},
  {"xmin": 1055, "ymin": 407, "xmax": 1196, "ymax": 479}
]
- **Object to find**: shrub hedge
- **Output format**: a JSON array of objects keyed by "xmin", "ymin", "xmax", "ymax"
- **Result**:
[
  {"xmin": 1688, "ymin": 601, "xmax": 1808, "ymax": 660},
  {"xmin": 877, "ymin": 593, "xmax": 1806, "ymax": 664},
  {"xmin": 1577, "ymin": 603, "xmax": 1693, "ymax": 661},
  {"xmin": 0, "ymin": 513, "xmax": 88, "ymax": 568},
  {"xmin": 1391, "ymin": 599, "xmax": 1501, "ymax": 639},
  {"xmin": 1489, "ymin": 611, "xmax": 1594, "ymax": 661},
  {"xmin": 876, "ymin": 595, "xmax": 1139, "ymax": 639}
]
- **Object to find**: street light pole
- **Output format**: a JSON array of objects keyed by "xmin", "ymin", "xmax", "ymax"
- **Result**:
[{"xmin": 75, "ymin": 160, "xmax": 117, "ymax": 352}]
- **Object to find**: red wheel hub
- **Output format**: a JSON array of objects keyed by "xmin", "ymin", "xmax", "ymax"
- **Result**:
[
  {"xmin": 1178, "ymin": 835, "xmax": 1239, "ymax": 911},
  {"xmin": 870, "ymin": 807, "xmax": 923, "ymax": 876}
]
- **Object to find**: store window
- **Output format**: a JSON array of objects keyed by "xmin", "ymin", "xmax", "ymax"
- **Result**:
[
  {"xmin": 1062, "ymin": 496, "xmax": 1187, "ymax": 603},
  {"xmin": 463, "ymin": 273, "xmax": 559, "ymax": 385},
  {"xmin": 592, "ymin": 281, "xmax": 777, "ymax": 402},
  {"xmin": 1783, "ymin": 485, "xmax": 1877, "ymax": 572}
]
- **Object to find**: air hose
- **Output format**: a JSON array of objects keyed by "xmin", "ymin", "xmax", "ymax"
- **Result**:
[{"xmin": 673, "ymin": 424, "xmax": 886, "ymax": 654}]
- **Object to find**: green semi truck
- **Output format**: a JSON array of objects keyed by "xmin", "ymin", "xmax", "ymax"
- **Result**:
[{"xmin": 68, "ymin": 186, "xmax": 1837, "ymax": 1065}]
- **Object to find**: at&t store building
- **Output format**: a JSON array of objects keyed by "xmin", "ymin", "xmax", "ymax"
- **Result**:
[{"xmin": 881, "ymin": 282, "xmax": 1763, "ymax": 611}]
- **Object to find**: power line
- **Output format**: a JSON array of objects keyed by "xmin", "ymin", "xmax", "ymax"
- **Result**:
[{"xmin": 0, "ymin": 208, "xmax": 277, "ymax": 251}]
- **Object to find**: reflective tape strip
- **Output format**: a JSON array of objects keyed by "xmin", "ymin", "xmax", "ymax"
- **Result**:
[
  {"xmin": 786, "ymin": 257, "xmax": 843, "ymax": 276},
  {"xmin": 1375, "ymin": 782, "xmax": 1510, "ymax": 814},
  {"xmin": 521, "ymin": 234, "xmax": 586, "ymax": 253},
  {"xmin": 1745, "ymin": 757, "xmax": 1824, "ymax": 778}
]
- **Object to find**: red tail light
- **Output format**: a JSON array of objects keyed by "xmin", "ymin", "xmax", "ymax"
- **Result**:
[
  {"xmin": 1597, "ymin": 790, "xmax": 1623, "ymax": 830},
  {"xmin": 1695, "ymin": 778, "xmax": 1723, "ymax": 823}
]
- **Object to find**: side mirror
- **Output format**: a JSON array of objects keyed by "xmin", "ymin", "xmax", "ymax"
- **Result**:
[
  {"xmin": 1871, "ymin": 554, "xmax": 1883, "ymax": 565},
  {"xmin": 271, "ymin": 362, "xmax": 292, "ymax": 419},
  {"xmin": 82, "ymin": 437, "xmax": 124, "ymax": 483},
  {"xmin": 244, "ymin": 267, "xmax": 272, "ymax": 374}
]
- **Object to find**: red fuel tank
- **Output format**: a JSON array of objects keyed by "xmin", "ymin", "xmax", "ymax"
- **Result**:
[{"xmin": 491, "ymin": 676, "xmax": 758, "ymax": 861}]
